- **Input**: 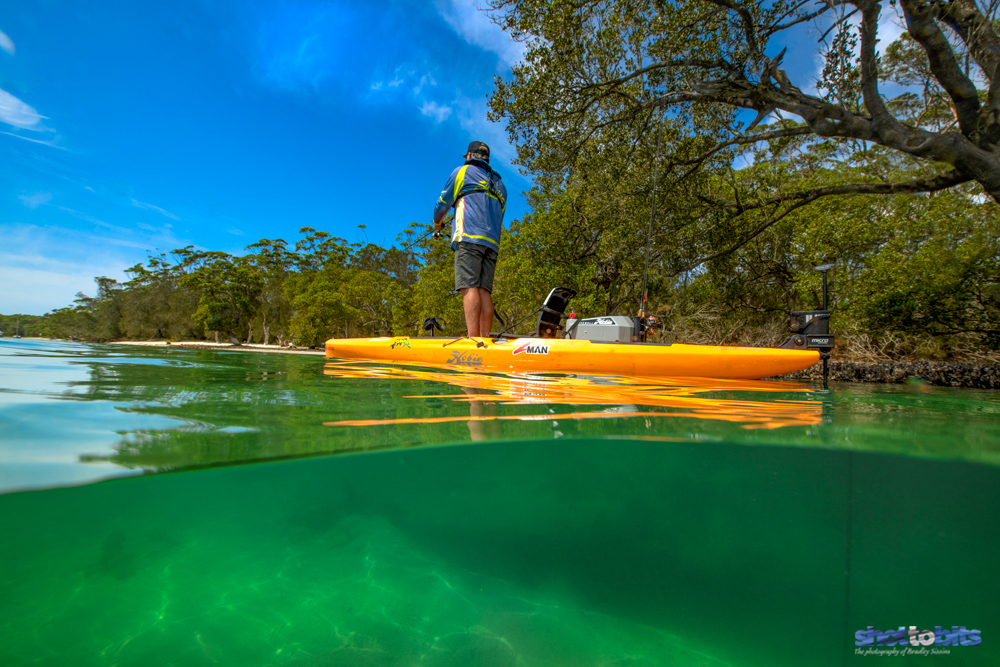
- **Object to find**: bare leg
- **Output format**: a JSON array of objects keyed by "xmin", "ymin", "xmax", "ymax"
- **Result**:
[
  {"xmin": 462, "ymin": 386, "xmax": 500, "ymax": 441},
  {"xmin": 478, "ymin": 288, "xmax": 494, "ymax": 337},
  {"xmin": 461, "ymin": 288, "xmax": 482, "ymax": 336}
]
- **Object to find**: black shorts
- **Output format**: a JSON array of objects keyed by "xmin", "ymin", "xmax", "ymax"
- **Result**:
[{"xmin": 454, "ymin": 241, "xmax": 498, "ymax": 292}]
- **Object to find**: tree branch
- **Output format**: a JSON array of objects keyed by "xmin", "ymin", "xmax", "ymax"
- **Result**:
[
  {"xmin": 724, "ymin": 169, "xmax": 971, "ymax": 215},
  {"xmin": 644, "ymin": 75, "xmax": 1000, "ymax": 201},
  {"xmin": 816, "ymin": 7, "xmax": 859, "ymax": 43},
  {"xmin": 857, "ymin": 1, "xmax": 896, "ymax": 125},
  {"xmin": 900, "ymin": 0, "xmax": 981, "ymax": 138},
  {"xmin": 671, "ymin": 126, "xmax": 813, "ymax": 181},
  {"xmin": 766, "ymin": 0, "xmax": 827, "ymax": 37},
  {"xmin": 932, "ymin": 0, "xmax": 1000, "ymax": 81},
  {"xmin": 579, "ymin": 58, "xmax": 743, "ymax": 94},
  {"xmin": 703, "ymin": 0, "xmax": 763, "ymax": 61},
  {"xmin": 688, "ymin": 170, "xmax": 972, "ymax": 268},
  {"xmin": 931, "ymin": 0, "xmax": 1000, "ymax": 146}
]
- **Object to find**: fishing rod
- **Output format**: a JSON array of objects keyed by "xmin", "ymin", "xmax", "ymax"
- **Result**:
[
  {"xmin": 398, "ymin": 225, "xmax": 443, "ymax": 253},
  {"xmin": 639, "ymin": 109, "xmax": 665, "ymax": 319}
]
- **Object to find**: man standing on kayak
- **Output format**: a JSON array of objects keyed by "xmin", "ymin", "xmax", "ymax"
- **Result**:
[{"xmin": 433, "ymin": 141, "xmax": 507, "ymax": 337}]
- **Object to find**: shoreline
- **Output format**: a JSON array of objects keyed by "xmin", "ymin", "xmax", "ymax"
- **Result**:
[
  {"xmin": 776, "ymin": 360, "xmax": 1000, "ymax": 389},
  {"xmin": 107, "ymin": 340, "xmax": 327, "ymax": 356},
  {"xmin": 25, "ymin": 339, "xmax": 1000, "ymax": 388}
]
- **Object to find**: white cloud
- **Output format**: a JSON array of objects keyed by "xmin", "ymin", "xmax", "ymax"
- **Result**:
[
  {"xmin": 0, "ymin": 265, "xmax": 106, "ymax": 314},
  {"xmin": 421, "ymin": 100, "xmax": 453, "ymax": 123},
  {"xmin": 436, "ymin": 0, "xmax": 525, "ymax": 70},
  {"xmin": 227, "ymin": 228, "xmax": 244, "ymax": 236},
  {"xmin": 0, "ymin": 216, "xmax": 198, "ymax": 314},
  {"xmin": 130, "ymin": 198, "xmax": 180, "ymax": 220},
  {"xmin": 0, "ymin": 131, "xmax": 66, "ymax": 149},
  {"xmin": 451, "ymin": 94, "xmax": 513, "ymax": 164},
  {"xmin": 0, "ymin": 226, "xmax": 134, "ymax": 314},
  {"xmin": 0, "ymin": 88, "xmax": 43, "ymax": 130},
  {"xmin": 413, "ymin": 74, "xmax": 435, "ymax": 95},
  {"xmin": 19, "ymin": 192, "xmax": 52, "ymax": 209},
  {"xmin": 56, "ymin": 206, "xmax": 106, "ymax": 225},
  {"xmin": 0, "ymin": 28, "xmax": 14, "ymax": 56},
  {"xmin": 877, "ymin": 6, "xmax": 906, "ymax": 50},
  {"xmin": 370, "ymin": 65, "xmax": 413, "ymax": 94},
  {"xmin": 57, "ymin": 207, "xmax": 186, "ymax": 250},
  {"xmin": 136, "ymin": 221, "xmax": 174, "ymax": 234}
]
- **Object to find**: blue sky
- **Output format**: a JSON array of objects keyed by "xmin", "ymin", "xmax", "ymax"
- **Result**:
[
  {"xmin": 0, "ymin": 0, "xmax": 529, "ymax": 314},
  {"xmin": 0, "ymin": 1, "xmax": 907, "ymax": 315}
]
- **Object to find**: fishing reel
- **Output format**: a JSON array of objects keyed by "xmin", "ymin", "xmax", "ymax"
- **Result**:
[
  {"xmin": 432, "ymin": 218, "xmax": 447, "ymax": 241},
  {"xmin": 644, "ymin": 315, "xmax": 659, "ymax": 339},
  {"xmin": 630, "ymin": 314, "xmax": 659, "ymax": 342}
]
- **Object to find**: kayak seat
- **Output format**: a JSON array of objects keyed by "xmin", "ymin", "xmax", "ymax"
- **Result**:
[{"xmin": 535, "ymin": 287, "xmax": 577, "ymax": 338}]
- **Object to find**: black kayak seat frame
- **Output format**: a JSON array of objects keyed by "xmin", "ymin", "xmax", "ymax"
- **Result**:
[{"xmin": 535, "ymin": 287, "xmax": 577, "ymax": 338}]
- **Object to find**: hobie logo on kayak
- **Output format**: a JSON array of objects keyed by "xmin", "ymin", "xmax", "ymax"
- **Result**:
[
  {"xmin": 446, "ymin": 351, "xmax": 482, "ymax": 367},
  {"xmin": 512, "ymin": 340, "xmax": 550, "ymax": 356}
]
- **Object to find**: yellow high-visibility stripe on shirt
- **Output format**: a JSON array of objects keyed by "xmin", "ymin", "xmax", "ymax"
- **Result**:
[
  {"xmin": 474, "ymin": 178, "xmax": 505, "ymax": 210},
  {"xmin": 453, "ymin": 166, "xmax": 469, "ymax": 203},
  {"xmin": 459, "ymin": 233, "xmax": 498, "ymax": 244}
]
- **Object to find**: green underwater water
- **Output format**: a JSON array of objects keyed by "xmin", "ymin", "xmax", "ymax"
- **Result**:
[{"xmin": 1, "ymin": 339, "xmax": 999, "ymax": 666}]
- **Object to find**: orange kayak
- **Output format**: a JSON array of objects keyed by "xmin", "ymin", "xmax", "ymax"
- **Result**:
[{"xmin": 325, "ymin": 336, "xmax": 819, "ymax": 380}]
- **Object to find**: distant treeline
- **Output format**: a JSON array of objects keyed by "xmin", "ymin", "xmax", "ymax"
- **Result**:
[{"xmin": 0, "ymin": 315, "xmax": 43, "ymax": 338}]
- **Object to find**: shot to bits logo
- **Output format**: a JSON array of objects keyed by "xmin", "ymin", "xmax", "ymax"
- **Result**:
[{"xmin": 855, "ymin": 626, "xmax": 981, "ymax": 648}]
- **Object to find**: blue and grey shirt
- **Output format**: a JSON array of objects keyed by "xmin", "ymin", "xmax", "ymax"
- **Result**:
[{"xmin": 433, "ymin": 158, "xmax": 507, "ymax": 253}]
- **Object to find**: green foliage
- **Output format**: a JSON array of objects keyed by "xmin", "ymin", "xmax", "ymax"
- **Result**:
[
  {"xmin": 246, "ymin": 239, "xmax": 295, "ymax": 345},
  {"xmin": 0, "ymin": 314, "xmax": 44, "ymax": 338},
  {"xmin": 821, "ymin": 192, "xmax": 1000, "ymax": 349},
  {"xmin": 181, "ymin": 252, "xmax": 264, "ymax": 344},
  {"xmin": 406, "ymin": 217, "xmax": 468, "ymax": 337},
  {"xmin": 119, "ymin": 252, "xmax": 202, "ymax": 341}
]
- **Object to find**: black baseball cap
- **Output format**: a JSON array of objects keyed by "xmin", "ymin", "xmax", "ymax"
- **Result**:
[{"xmin": 464, "ymin": 141, "xmax": 490, "ymax": 160}]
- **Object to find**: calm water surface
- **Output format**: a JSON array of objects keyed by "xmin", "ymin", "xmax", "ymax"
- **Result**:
[{"xmin": 1, "ymin": 339, "xmax": 998, "ymax": 666}]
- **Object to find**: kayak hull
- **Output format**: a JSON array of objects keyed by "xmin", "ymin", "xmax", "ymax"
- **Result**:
[{"xmin": 325, "ymin": 336, "xmax": 819, "ymax": 380}]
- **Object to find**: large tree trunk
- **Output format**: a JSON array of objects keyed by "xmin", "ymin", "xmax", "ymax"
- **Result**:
[
  {"xmin": 246, "ymin": 321, "xmax": 253, "ymax": 344},
  {"xmin": 225, "ymin": 330, "xmax": 241, "ymax": 345},
  {"xmin": 214, "ymin": 330, "xmax": 219, "ymax": 344},
  {"xmin": 262, "ymin": 312, "xmax": 270, "ymax": 346}
]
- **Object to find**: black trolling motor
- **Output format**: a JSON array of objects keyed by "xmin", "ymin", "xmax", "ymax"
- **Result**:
[{"xmin": 778, "ymin": 264, "xmax": 836, "ymax": 386}]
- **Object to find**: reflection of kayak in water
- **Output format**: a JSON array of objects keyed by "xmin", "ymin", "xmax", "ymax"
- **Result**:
[
  {"xmin": 324, "ymin": 336, "xmax": 819, "ymax": 380},
  {"xmin": 321, "ymin": 360, "xmax": 822, "ymax": 430}
]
